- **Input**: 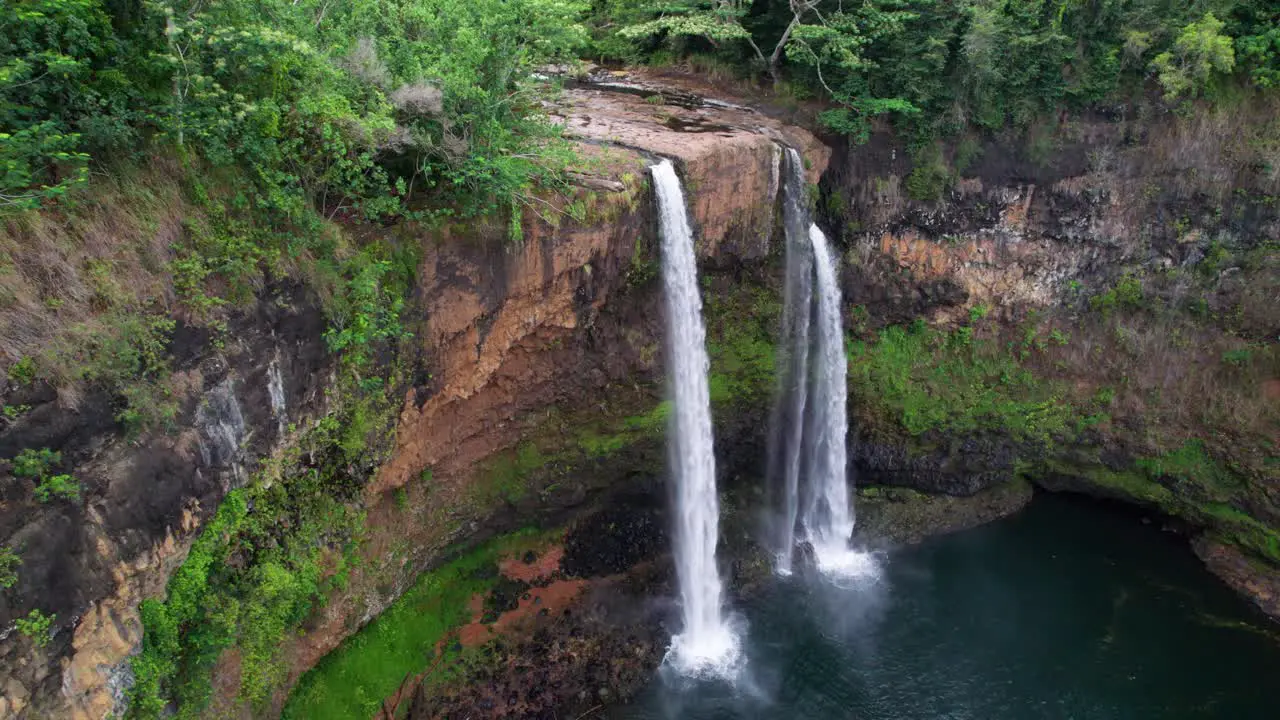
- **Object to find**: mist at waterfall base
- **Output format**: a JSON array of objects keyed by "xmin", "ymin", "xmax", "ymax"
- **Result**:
[
  {"xmin": 651, "ymin": 159, "xmax": 742, "ymax": 678},
  {"xmin": 613, "ymin": 494, "xmax": 1280, "ymax": 719}
]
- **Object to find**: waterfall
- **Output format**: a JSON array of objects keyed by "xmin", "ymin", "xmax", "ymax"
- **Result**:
[
  {"xmin": 769, "ymin": 150, "xmax": 877, "ymax": 581},
  {"xmin": 802, "ymin": 224, "xmax": 863, "ymax": 573},
  {"xmin": 767, "ymin": 147, "xmax": 813, "ymax": 576},
  {"xmin": 650, "ymin": 159, "xmax": 740, "ymax": 675}
]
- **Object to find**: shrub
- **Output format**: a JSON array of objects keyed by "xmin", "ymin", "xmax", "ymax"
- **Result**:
[
  {"xmin": 0, "ymin": 546, "xmax": 20, "ymax": 589},
  {"xmin": 7, "ymin": 357, "xmax": 36, "ymax": 384},
  {"xmin": 34, "ymin": 474, "xmax": 81, "ymax": 503},
  {"xmin": 905, "ymin": 156, "xmax": 951, "ymax": 201},
  {"xmin": 10, "ymin": 448, "xmax": 60, "ymax": 479},
  {"xmin": 1222, "ymin": 348, "xmax": 1253, "ymax": 367},
  {"xmin": 1089, "ymin": 275, "xmax": 1145, "ymax": 316},
  {"xmin": 16, "ymin": 609, "xmax": 54, "ymax": 647},
  {"xmin": 1152, "ymin": 13, "xmax": 1236, "ymax": 101}
]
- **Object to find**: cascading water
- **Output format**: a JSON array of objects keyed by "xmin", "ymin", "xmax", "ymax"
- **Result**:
[
  {"xmin": 766, "ymin": 147, "xmax": 813, "ymax": 576},
  {"xmin": 802, "ymin": 224, "xmax": 874, "ymax": 577},
  {"xmin": 770, "ymin": 149, "xmax": 877, "ymax": 581},
  {"xmin": 650, "ymin": 159, "xmax": 741, "ymax": 675}
]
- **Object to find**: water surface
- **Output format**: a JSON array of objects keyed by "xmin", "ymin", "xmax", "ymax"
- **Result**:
[{"xmin": 617, "ymin": 494, "xmax": 1280, "ymax": 719}]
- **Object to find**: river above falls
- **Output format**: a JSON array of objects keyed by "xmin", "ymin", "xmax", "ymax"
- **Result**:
[{"xmin": 614, "ymin": 493, "xmax": 1280, "ymax": 719}]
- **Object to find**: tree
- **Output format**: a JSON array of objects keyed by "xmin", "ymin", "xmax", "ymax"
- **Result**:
[
  {"xmin": 1152, "ymin": 13, "xmax": 1236, "ymax": 100},
  {"xmin": 617, "ymin": 0, "xmax": 920, "ymax": 136}
]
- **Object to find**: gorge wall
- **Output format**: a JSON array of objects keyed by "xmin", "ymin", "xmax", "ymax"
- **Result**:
[
  {"xmin": 0, "ymin": 73, "xmax": 825, "ymax": 719},
  {"xmin": 825, "ymin": 97, "xmax": 1280, "ymax": 617},
  {"xmin": 0, "ymin": 69, "xmax": 1275, "ymax": 720}
]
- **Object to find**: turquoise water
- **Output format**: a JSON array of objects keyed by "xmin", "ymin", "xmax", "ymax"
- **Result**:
[{"xmin": 617, "ymin": 494, "xmax": 1280, "ymax": 719}]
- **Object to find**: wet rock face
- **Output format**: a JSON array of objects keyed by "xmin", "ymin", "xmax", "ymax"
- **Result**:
[
  {"xmin": 852, "ymin": 431, "xmax": 1019, "ymax": 497},
  {"xmin": 561, "ymin": 495, "xmax": 667, "ymax": 579},
  {"xmin": 195, "ymin": 376, "xmax": 247, "ymax": 477},
  {"xmin": 1194, "ymin": 537, "xmax": 1280, "ymax": 620}
]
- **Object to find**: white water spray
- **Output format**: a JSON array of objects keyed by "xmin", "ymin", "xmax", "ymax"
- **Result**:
[{"xmin": 650, "ymin": 159, "xmax": 741, "ymax": 675}]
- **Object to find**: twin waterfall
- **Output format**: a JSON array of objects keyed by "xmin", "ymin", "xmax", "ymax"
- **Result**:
[
  {"xmin": 650, "ymin": 149, "xmax": 870, "ymax": 679},
  {"xmin": 771, "ymin": 148, "xmax": 872, "ymax": 578}
]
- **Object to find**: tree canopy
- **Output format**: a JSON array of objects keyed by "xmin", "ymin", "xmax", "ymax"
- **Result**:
[
  {"xmin": 593, "ymin": 0, "xmax": 1280, "ymax": 138},
  {"xmin": 2, "ymin": 0, "xmax": 587, "ymax": 217},
  {"xmin": 2, "ymin": 0, "xmax": 1277, "ymax": 215}
]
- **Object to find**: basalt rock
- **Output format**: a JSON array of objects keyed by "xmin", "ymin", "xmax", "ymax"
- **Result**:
[{"xmin": 851, "ymin": 430, "xmax": 1019, "ymax": 497}]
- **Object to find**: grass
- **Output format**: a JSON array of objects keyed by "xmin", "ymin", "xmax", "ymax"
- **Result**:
[{"xmin": 281, "ymin": 529, "xmax": 554, "ymax": 720}]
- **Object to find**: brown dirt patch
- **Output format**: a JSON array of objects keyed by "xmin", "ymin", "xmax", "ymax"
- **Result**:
[
  {"xmin": 456, "ymin": 579, "xmax": 587, "ymax": 649},
  {"xmin": 499, "ymin": 545, "xmax": 564, "ymax": 583}
]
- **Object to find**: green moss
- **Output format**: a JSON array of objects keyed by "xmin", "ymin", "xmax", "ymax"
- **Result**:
[
  {"xmin": 575, "ymin": 400, "xmax": 671, "ymax": 458},
  {"xmin": 1039, "ymin": 456, "xmax": 1176, "ymax": 506},
  {"xmin": 703, "ymin": 283, "xmax": 780, "ymax": 408},
  {"xmin": 624, "ymin": 400, "xmax": 671, "ymax": 433},
  {"xmin": 282, "ymin": 529, "xmax": 552, "ymax": 720},
  {"xmin": 1199, "ymin": 504, "xmax": 1280, "ymax": 565},
  {"xmin": 848, "ymin": 323, "xmax": 1072, "ymax": 443},
  {"xmin": 1136, "ymin": 439, "xmax": 1242, "ymax": 496},
  {"xmin": 479, "ymin": 442, "xmax": 547, "ymax": 504},
  {"xmin": 576, "ymin": 430, "xmax": 629, "ymax": 458}
]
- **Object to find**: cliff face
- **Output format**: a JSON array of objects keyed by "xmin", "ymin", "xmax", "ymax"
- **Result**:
[
  {"xmin": 262, "ymin": 79, "xmax": 827, "ymax": 716},
  {"xmin": 0, "ymin": 74, "xmax": 826, "ymax": 719},
  {"xmin": 0, "ymin": 283, "xmax": 334, "ymax": 719},
  {"xmin": 826, "ymin": 99, "xmax": 1280, "ymax": 617}
]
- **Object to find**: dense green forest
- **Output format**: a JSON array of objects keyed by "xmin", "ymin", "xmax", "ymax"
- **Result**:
[{"xmin": 4, "ymin": 0, "xmax": 1278, "ymax": 221}]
